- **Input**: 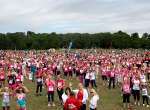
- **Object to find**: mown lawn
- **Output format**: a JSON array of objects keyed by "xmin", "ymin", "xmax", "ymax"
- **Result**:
[{"xmin": 1, "ymin": 76, "xmax": 150, "ymax": 110}]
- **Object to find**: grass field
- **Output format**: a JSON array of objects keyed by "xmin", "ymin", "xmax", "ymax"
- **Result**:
[{"xmin": 1, "ymin": 76, "xmax": 150, "ymax": 110}]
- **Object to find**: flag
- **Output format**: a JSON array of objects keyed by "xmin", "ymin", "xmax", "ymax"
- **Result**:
[
  {"xmin": 68, "ymin": 42, "xmax": 73, "ymax": 53},
  {"xmin": 68, "ymin": 42, "xmax": 73, "ymax": 49}
]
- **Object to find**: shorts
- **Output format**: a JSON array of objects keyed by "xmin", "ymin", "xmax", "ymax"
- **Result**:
[
  {"xmin": 2, "ymin": 102, "xmax": 10, "ymax": 107},
  {"xmin": 123, "ymin": 93, "xmax": 130, "ymax": 103},
  {"xmin": 19, "ymin": 107, "xmax": 25, "ymax": 110}
]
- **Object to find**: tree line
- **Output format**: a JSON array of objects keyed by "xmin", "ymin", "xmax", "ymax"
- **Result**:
[{"xmin": 0, "ymin": 31, "xmax": 150, "ymax": 49}]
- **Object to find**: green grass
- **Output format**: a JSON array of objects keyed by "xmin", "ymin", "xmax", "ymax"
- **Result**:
[{"xmin": 1, "ymin": 76, "xmax": 150, "ymax": 110}]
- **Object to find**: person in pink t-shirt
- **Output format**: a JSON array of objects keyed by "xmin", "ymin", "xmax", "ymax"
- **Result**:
[
  {"xmin": 63, "ymin": 64, "xmax": 69, "ymax": 77},
  {"xmin": 56, "ymin": 74, "xmax": 65, "ymax": 104},
  {"xmin": 108, "ymin": 66, "xmax": 115, "ymax": 89},
  {"xmin": 45, "ymin": 75, "xmax": 55, "ymax": 107},
  {"xmin": 68, "ymin": 64, "xmax": 73, "ymax": 80},
  {"xmin": 122, "ymin": 77, "xmax": 131, "ymax": 108},
  {"xmin": 101, "ymin": 66, "xmax": 107, "ymax": 86},
  {"xmin": 0, "ymin": 68, "xmax": 5, "ymax": 88}
]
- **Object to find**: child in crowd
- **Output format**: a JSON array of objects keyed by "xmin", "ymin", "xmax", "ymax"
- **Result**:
[
  {"xmin": 0, "ymin": 87, "xmax": 13, "ymax": 110},
  {"xmin": 141, "ymin": 84, "xmax": 149, "ymax": 107}
]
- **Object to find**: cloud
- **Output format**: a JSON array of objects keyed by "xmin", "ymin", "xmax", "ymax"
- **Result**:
[{"xmin": 0, "ymin": 0, "xmax": 150, "ymax": 34}]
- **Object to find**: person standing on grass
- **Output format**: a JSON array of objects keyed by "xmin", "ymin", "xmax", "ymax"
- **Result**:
[
  {"xmin": 45, "ymin": 75, "xmax": 56, "ymax": 107},
  {"xmin": 141, "ymin": 84, "xmax": 149, "ymax": 107},
  {"xmin": 35, "ymin": 69, "xmax": 43, "ymax": 96},
  {"xmin": 73, "ymin": 83, "xmax": 88, "ymax": 110},
  {"xmin": 30, "ymin": 62, "xmax": 36, "ymax": 82},
  {"xmin": 0, "ymin": 68, "xmax": 5, "ymax": 88},
  {"xmin": 15, "ymin": 84, "xmax": 29, "ymax": 110},
  {"xmin": 22, "ymin": 61, "xmax": 27, "ymax": 78},
  {"xmin": 7, "ymin": 69, "xmax": 17, "ymax": 90},
  {"xmin": 63, "ymin": 64, "xmax": 69, "ymax": 78},
  {"xmin": 146, "ymin": 63, "xmax": 150, "ymax": 80},
  {"xmin": 89, "ymin": 89, "xmax": 99, "ymax": 110},
  {"xmin": 122, "ymin": 76, "xmax": 131, "ymax": 108},
  {"xmin": 0, "ymin": 87, "xmax": 13, "ymax": 110},
  {"xmin": 56, "ymin": 74, "xmax": 65, "ymax": 105},
  {"xmin": 108, "ymin": 66, "xmax": 115, "ymax": 89},
  {"xmin": 140, "ymin": 70, "xmax": 146, "ymax": 85},
  {"xmin": 90, "ymin": 69, "xmax": 97, "ymax": 88},
  {"xmin": 79, "ymin": 68, "xmax": 85, "ymax": 84},
  {"xmin": 101, "ymin": 66, "xmax": 107, "ymax": 86},
  {"xmin": 132, "ymin": 75, "xmax": 141, "ymax": 106},
  {"xmin": 68, "ymin": 64, "xmax": 73, "ymax": 80},
  {"xmin": 84, "ymin": 70, "xmax": 90, "ymax": 88}
]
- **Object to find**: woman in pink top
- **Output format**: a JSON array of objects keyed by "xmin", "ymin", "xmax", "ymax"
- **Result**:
[
  {"xmin": 122, "ymin": 77, "xmax": 131, "ymax": 108},
  {"xmin": 146, "ymin": 63, "xmax": 150, "ymax": 80},
  {"xmin": 101, "ymin": 66, "xmax": 107, "ymax": 86},
  {"xmin": 132, "ymin": 75, "xmax": 140, "ymax": 106},
  {"xmin": 45, "ymin": 75, "xmax": 55, "ymax": 107},
  {"xmin": 0, "ymin": 68, "xmax": 5, "ymax": 88}
]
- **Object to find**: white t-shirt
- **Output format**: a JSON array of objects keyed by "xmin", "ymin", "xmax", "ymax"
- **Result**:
[
  {"xmin": 140, "ymin": 74, "xmax": 146, "ymax": 83},
  {"xmin": 85, "ymin": 72, "xmax": 90, "ymax": 79},
  {"xmin": 133, "ymin": 79, "xmax": 140, "ymax": 90},
  {"xmin": 142, "ymin": 88, "xmax": 148, "ymax": 96},
  {"xmin": 3, "ymin": 92, "xmax": 10, "ymax": 103},
  {"xmin": 62, "ymin": 93, "xmax": 68, "ymax": 105},
  {"xmin": 90, "ymin": 72, "xmax": 96, "ymax": 80},
  {"xmin": 57, "ymin": 65, "xmax": 61, "ymax": 71},
  {"xmin": 90, "ymin": 95, "xmax": 99, "ymax": 109},
  {"xmin": 73, "ymin": 89, "xmax": 88, "ymax": 104}
]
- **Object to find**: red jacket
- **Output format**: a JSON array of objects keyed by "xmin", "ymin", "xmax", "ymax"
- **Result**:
[{"xmin": 64, "ymin": 96, "xmax": 80, "ymax": 110}]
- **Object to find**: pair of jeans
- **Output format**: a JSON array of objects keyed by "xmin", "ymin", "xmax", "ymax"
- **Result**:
[
  {"xmin": 48, "ymin": 91, "xmax": 54, "ymax": 103},
  {"xmin": 109, "ymin": 77, "xmax": 115, "ymax": 89}
]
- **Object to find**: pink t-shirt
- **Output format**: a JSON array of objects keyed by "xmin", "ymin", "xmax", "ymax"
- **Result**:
[
  {"xmin": 46, "ymin": 80, "xmax": 55, "ymax": 92},
  {"xmin": 122, "ymin": 84, "xmax": 130, "ymax": 94}
]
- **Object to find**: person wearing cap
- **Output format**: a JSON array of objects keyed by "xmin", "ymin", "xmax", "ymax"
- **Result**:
[{"xmin": 89, "ymin": 89, "xmax": 99, "ymax": 110}]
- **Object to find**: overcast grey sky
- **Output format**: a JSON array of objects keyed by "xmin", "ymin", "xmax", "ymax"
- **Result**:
[{"xmin": 0, "ymin": 0, "xmax": 150, "ymax": 34}]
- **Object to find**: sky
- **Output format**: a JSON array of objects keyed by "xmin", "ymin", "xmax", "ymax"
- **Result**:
[{"xmin": 0, "ymin": 0, "xmax": 150, "ymax": 34}]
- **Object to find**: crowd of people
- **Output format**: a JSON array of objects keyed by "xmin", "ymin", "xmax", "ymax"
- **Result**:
[{"xmin": 0, "ymin": 49, "xmax": 149, "ymax": 110}]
